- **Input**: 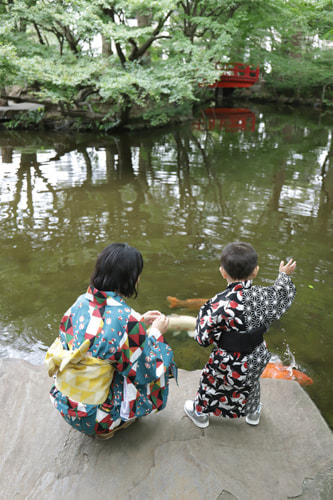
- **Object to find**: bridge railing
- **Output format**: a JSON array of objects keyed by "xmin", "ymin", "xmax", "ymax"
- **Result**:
[
  {"xmin": 200, "ymin": 62, "xmax": 260, "ymax": 88},
  {"xmin": 215, "ymin": 62, "xmax": 259, "ymax": 78}
]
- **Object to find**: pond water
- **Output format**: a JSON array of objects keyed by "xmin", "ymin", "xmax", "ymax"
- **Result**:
[{"xmin": 0, "ymin": 103, "xmax": 332, "ymax": 428}]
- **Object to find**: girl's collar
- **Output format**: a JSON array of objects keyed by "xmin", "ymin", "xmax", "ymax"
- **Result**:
[{"xmin": 86, "ymin": 286, "xmax": 126, "ymax": 306}]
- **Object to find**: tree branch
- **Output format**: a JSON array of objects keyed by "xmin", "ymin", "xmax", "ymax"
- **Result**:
[
  {"xmin": 33, "ymin": 22, "xmax": 45, "ymax": 45},
  {"xmin": 128, "ymin": 10, "xmax": 174, "ymax": 62}
]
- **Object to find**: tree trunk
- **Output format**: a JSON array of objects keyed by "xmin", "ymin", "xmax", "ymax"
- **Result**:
[
  {"xmin": 136, "ymin": 13, "xmax": 151, "ymax": 63},
  {"xmin": 101, "ymin": 35, "xmax": 112, "ymax": 57}
]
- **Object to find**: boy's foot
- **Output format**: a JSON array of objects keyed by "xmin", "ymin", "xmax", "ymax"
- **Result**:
[
  {"xmin": 184, "ymin": 400, "xmax": 209, "ymax": 428},
  {"xmin": 246, "ymin": 403, "xmax": 262, "ymax": 426}
]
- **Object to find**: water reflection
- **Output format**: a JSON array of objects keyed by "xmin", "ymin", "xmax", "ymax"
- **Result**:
[
  {"xmin": 193, "ymin": 107, "xmax": 256, "ymax": 132},
  {"xmin": 0, "ymin": 104, "xmax": 332, "ymax": 427}
]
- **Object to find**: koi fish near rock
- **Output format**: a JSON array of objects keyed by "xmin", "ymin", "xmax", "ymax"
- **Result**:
[
  {"xmin": 165, "ymin": 313, "xmax": 313, "ymax": 387},
  {"xmin": 261, "ymin": 362, "xmax": 313, "ymax": 386}
]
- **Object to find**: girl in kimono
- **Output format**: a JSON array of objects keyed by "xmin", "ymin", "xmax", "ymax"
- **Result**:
[
  {"xmin": 45, "ymin": 243, "xmax": 177, "ymax": 439},
  {"xmin": 184, "ymin": 242, "xmax": 296, "ymax": 428}
]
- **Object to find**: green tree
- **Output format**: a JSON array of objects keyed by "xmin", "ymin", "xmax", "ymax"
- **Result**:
[
  {"xmin": 0, "ymin": 0, "xmax": 332, "ymax": 130},
  {"xmin": 232, "ymin": 0, "xmax": 333, "ymax": 104}
]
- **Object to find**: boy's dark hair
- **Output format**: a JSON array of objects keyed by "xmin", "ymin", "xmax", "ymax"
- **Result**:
[
  {"xmin": 220, "ymin": 242, "xmax": 258, "ymax": 280},
  {"xmin": 90, "ymin": 243, "xmax": 143, "ymax": 297}
]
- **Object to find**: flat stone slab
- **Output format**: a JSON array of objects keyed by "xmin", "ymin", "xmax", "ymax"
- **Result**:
[
  {"xmin": 0, "ymin": 358, "xmax": 332, "ymax": 499},
  {"xmin": 0, "ymin": 102, "xmax": 44, "ymax": 119}
]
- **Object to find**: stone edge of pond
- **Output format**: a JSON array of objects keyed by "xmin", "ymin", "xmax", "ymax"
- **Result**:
[
  {"xmin": 0, "ymin": 358, "xmax": 332, "ymax": 499},
  {"xmin": 0, "ymin": 92, "xmax": 328, "ymax": 134}
]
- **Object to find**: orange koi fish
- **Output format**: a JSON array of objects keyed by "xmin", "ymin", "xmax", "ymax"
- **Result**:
[
  {"xmin": 167, "ymin": 296, "xmax": 207, "ymax": 311},
  {"xmin": 261, "ymin": 362, "xmax": 313, "ymax": 386}
]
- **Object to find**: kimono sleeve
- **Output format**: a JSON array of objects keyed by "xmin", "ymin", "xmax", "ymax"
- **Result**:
[
  {"xmin": 57, "ymin": 293, "xmax": 89, "ymax": 349},
  {"xmin": 194, "ymin": 299, "xmax": 222, "ymax": 347},
  {"xmin": 264, "ymin": 272, "xmax": 296, "ymax": 322},
  {"xmin": 110, "ymin": 312, "xmax": 148, "ymax": 376},
  {"xmin": 58, "ymin": 305, "xmax": 76, "ymax": 349}
]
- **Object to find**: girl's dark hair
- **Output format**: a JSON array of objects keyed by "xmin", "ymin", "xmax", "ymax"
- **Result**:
[
  {"xmin": 220, "ymin": 242, "xmax": 258, "ymax": 280},
  {"xmin": 90, "ymin": 243, "xmax": 143, "ymax": 297}
]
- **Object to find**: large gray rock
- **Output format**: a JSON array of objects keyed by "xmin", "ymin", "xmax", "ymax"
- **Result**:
[
  {"xmin": 0, "ymin": 101, "xmax": 44, "ymax": 119},
  {"xmin": 0, "ymin": 358, "xmax": 332, "ymax": 500}
]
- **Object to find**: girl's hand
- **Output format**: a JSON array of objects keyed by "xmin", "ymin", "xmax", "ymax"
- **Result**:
[
  {"xmin": 152, "ymin": 315, "xmax": 169, "ymax": 334},
  {"xmin": 279, "ymin": 258, "xmax": 297, "ymax": 275},
  {"xmin": 142, "ymin": 310, "xmax": 162, "ymax": 326}
]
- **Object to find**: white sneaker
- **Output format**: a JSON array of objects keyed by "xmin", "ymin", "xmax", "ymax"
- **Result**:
[
  {"xmin": 246, "ymin": 403, "xmax": 262, "ymax": 426},
  {"xmin": 184, "ymin": 400, "xmax": 209, "ymax": 428}
]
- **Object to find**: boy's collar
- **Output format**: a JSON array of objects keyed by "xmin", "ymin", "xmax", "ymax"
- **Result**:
[{"xmin": 227, "ymin": 280, "xmax": 252, "ymax": 288}]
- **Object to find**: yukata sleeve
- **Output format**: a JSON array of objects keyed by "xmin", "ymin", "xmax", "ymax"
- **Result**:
[
  {"xmin": 57, "ymin": 293, "xmax": 88, "ymax": 349},
  {"xmin": 263, "ymin": 272, "xmax": 296, "ymax": 323},
  {"xmin": 58, "ymin": 304, "xmax": 77, "ymax": 349},
  {"xmin": 110, "ymin": 312, "xmax": 148, "ymax": 377},
  {"xmin": 195, "ymin": 299, "xmax": 223, "ymax": 347}
]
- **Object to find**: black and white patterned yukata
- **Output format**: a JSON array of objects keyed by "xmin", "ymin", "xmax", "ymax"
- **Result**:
[{"xmin": 194, "ymin": 272, "xmax": 296, "ymax": 418}]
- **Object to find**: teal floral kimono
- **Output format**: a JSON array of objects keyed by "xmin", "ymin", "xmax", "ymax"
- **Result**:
[{"xmin": 48, "ymin": 286, "xmax": 177, "ymax": 436}]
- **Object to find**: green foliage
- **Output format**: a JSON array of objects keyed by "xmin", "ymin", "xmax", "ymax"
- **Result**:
[
  {"xmin": 18, "ymin": 54, "xmax": 103, "ymax": 103},
  {"xmin": 0, "ymin": 0, "xmax": 332, "ymax": 127},
  {"xmin": 0, "ymin": 43, "xmax": 19, "ymax": 87},
  {"xmin": 229, "ymin": 0, "xmax": 333, "ymax": 103},
  {"xmin": 302, "ymin": 0, "xmax": 333, "ymax": 40},
  {"xmin": 5, "ymin": 108, "xmax": 45, "ymax": 129},
  {"xmin": 267, "ymin": 46, "xmax": 333, "ymax": 96}
]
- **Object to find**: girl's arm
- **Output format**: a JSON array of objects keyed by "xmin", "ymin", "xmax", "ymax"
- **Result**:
[{"xmin": 111, "ymin": 311, "xmax": 169, "ymax": 375}]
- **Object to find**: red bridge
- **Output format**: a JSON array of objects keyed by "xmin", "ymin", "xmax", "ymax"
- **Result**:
[{"xmin": 201, "ymin": 62, "xmax": 260, "ymax": 89}]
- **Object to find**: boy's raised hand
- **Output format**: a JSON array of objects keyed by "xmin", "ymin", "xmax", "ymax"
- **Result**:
[{"xmin": 279, "ymin": 258, "xmax": 297, "ymax": 275}]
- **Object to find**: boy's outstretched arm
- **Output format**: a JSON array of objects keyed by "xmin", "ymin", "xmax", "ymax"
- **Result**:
[{"xmin": 279, "ymin": 258, "xmax": 296, "ymax": 275}]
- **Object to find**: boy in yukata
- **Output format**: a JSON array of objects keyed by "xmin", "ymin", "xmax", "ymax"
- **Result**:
[{"xmin": 184, "ymin": 241, "xmax": 296, "ymax": 428}]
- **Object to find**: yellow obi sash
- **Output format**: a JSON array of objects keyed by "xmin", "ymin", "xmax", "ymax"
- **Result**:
[{"xmin": 44, "ymin": 337, "xmax": 115, "ymax": 405}]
